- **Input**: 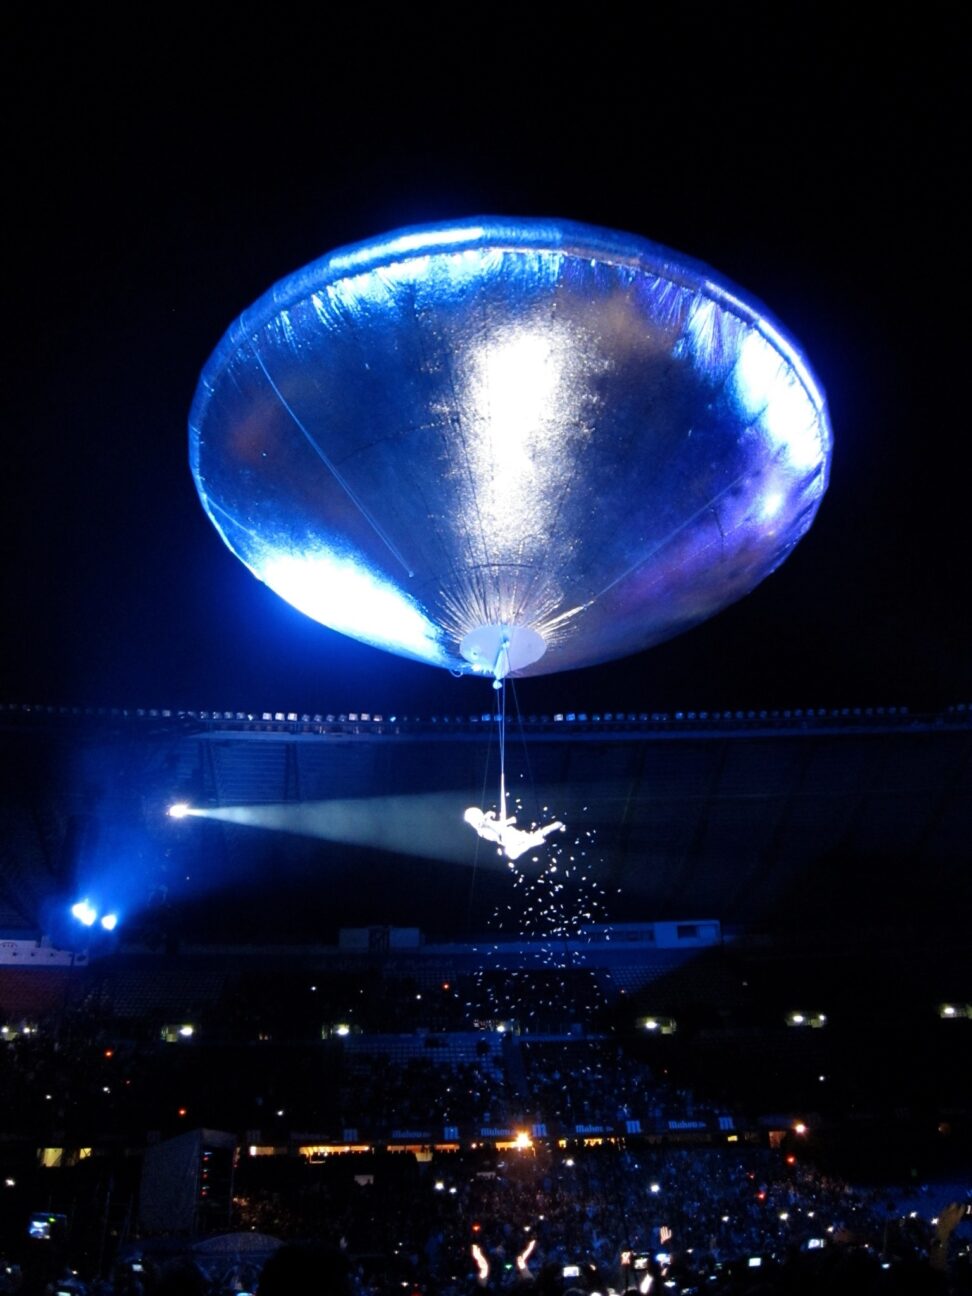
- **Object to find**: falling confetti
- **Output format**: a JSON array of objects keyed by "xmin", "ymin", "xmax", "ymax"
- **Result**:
[{"xmin": 473, "ymin": 802, "xmax": 611, "ymax": 1025}]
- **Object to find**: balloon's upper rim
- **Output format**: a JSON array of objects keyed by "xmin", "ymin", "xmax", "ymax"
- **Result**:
[{"xmin": 194, "ymin": 216, "xmax": 828, "ymax": 425}]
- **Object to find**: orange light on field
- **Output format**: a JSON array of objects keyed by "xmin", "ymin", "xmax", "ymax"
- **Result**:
[{"xmin": 514, "ymin": 1131, "xmax": 533, "ymax": 1150}]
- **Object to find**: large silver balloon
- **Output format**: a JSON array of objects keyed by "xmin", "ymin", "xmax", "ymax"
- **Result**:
[{"xmin": 190, "ymin": 218, "xmax": 831, "ymax": 677}]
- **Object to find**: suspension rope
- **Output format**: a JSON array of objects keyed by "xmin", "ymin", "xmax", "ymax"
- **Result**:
[{"xmin": 496, "ymin": 676, "xmax": 507, "ymax": 825}]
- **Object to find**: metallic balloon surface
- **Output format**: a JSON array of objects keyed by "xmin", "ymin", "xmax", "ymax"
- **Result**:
[{"xmin": 190, "ymin": 218, "xmax": 831, "ymax": 675}]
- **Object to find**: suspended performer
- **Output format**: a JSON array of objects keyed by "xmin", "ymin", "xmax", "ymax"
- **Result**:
[{"xmin": 464, "ymin": 806, "xmax": 565, "ymax": 862}]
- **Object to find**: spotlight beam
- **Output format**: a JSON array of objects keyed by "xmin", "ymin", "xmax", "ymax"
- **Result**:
[{"xmin": 189, "ymin": 793, "xmax": 513, "ymax": 867}]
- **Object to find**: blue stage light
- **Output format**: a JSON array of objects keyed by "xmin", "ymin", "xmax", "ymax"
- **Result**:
[
  {"xmin": 100, "ymin": 913, "xmax": 118, "ymax": 931},
  {"xmin": 71, "ymin": 900, "xmax": 97, "ymax": 927},
  {"xmin": 168, "ymin": 802, "xmax": 191, "ymax": 819}
]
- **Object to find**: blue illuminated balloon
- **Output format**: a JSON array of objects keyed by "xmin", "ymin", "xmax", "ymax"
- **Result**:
[{"xmin": 190, "ymin": 218, "xmax": 831, "ymax": 676}]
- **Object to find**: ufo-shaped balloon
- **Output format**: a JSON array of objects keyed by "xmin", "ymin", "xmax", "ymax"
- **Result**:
[{"xmin": 190, "ymin": 218, "xmax": 831, "ymax": 678}]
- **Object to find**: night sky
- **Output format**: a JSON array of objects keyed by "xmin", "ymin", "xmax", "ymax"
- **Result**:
[{"xmin": 4, "ymin": 12, "xmax": 967, "ymax": 721}]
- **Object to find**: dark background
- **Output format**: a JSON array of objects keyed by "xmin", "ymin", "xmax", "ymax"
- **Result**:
[{"xmin": 3, "ymin": 9, "xmax": 967, "ymax": 720}]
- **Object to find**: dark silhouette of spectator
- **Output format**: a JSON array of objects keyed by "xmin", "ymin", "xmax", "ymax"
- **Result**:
[
  {"xmin": 258, "ymin": 1242, "xmax": 351, "ymax": 1295},
  {"xmin": 155, "ymin": 1259, "xmax": 208, "ymax": 1295}
]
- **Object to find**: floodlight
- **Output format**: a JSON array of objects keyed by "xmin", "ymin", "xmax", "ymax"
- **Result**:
[{"xmin": 71, "ymin": 900, "xmax": 97, "ymax": 927}]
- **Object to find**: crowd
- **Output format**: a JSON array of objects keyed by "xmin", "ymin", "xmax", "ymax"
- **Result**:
[
  {"xmin": 1, "ymin": 964, "xmax": 969, "ymax": 1293},
  {"xmin": 0, "ymin": 1012, "xmax": 721, "ymax": 1144},
  {"xmin": 341, "ymin": 1055, "xmax": 512, "ymax": 1130},
  {"xmin": 1, "ymin": 1144, "xmax": 969, "ymax": 1292},
  {"xmin": 518, "ymin": 1042, "xmax": 717, "ymax": 1130}
]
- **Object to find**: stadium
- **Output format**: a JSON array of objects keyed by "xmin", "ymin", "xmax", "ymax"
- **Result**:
[
  {"xmin": 3, "ymin": 703, "xmax": 970, "ymax": 1292},
  {"xmin": 3, "ymin": 10, "xmax": 969, "ymax": 1294}
]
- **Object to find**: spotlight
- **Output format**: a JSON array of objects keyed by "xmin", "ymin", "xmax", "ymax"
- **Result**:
[
  {"xmin": 100, "ymin": 914, "xmax": 118, "ymax": 932},
  {"xmin": 168, "ymin": 802, "xmax": 191, "ymax": 819},
  {"xmin": 70, "ymin": 901, "xmax": 97, "ymax": 927}
]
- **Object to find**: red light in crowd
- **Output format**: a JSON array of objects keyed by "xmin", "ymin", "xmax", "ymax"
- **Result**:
[
  {"xmin": 104, "ymin": 1049, "xmax": 114, "ymax": 1058},
  {"xmin": 178, "ymin": 1107, "xmax": 188, "ymax": 1117},
  {"xmin": 472, "ymin": 1223, "xmax": 481, "ymax": 1233},
  {"xmin": 786, "ymin": 1155, "xmax": 797, "ymax": 1165}
]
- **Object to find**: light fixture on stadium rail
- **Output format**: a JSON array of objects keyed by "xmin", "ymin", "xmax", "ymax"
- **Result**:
[
  {"xmin": 637, "ymin": 1015, "xmax": 676, "ymax": 1035},
  {"xmin": 167, "ymin": 802, "xmax": 193, "ymax": 819},
  {"xmin": 786, "ymin": 1010, "xmax": 826, "ymax": 1028}
]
